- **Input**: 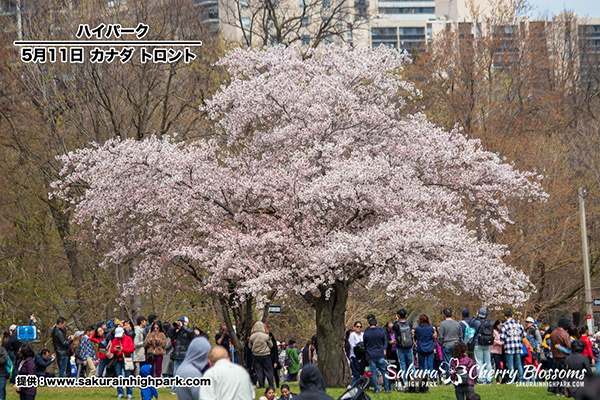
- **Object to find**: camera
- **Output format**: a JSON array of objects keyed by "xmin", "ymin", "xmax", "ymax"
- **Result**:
[{"xmin": 173, "ymin": 322, "xmax": 180, "ymax": 327}]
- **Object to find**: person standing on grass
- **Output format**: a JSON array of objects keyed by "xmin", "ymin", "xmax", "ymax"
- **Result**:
[
  {"xmin": 500, "ymin": 310, "xmax": 524, "ymax": 383},
  {"xmin": 392, "ymin": 309, "xmax": 414, "ymax": 384},
  {"xmin": 438, "ymin": 308, "xmax": 462, "ymax": 381},
  {"xmin": 364, "ymin": 314, "xmax": 390, "ymax": 394},
  {"xmin": 200, "ymin": 345, "xmax": 255, "ymax": 400},
  {"xmin": 51, "ymin": 317, "xmax": 73, "ymax": 378},
  {"xmin": 469, "ymin": 308, "xmax": 494, "ymax": 385},
  {"xmin": 348, "ymin": 321, "xmax": 364, "ymax": 385},
  {"xmin": 133, "ymin": 316, "xmax": 147, "ymax": 376},
  {"xmin": 111, "ymin": 327, "xmax": 135, "ymax": 399},
  {"xmin": 285, "ymin": 340, "xmax": 300, "ymax": 382},
  {"xmin": 414, "ymin": 314, "xmax": 436, "ymax": 378},
  {"xmin": 13, "ymin": 344, "xmax": 36, "ymax": 400},
  {"xmin": 79, "ymin": 326, "xmax": 97, "ymax": 378},
  {"xmin": 176, "ymin": 336, "xmax": 211, "ymax": 400},
  {"xmin": 450, "ymin": 342, "xmax": 477, "ymax": 400},
  {"xmin": 491, "ymin": 319, "xmax": 506, "ymax": 384},
  {"xmin": 549, "ymin": 318, "xmax": 571, "ymax": 396},
  {"xmin": 144, "ymin": 321, "xmax": 167, "ymax": 377},
  {"xmin": 250, "ymin": 322, "xmax": 275, "ymax": 389}
]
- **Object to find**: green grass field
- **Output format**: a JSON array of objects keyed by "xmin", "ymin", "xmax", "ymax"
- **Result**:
[{"xmin": 4, "ymin": 383, "xmax": 552, "ymax": 399}]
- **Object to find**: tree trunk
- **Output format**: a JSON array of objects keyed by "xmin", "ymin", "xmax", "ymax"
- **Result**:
[{"xmin": 306, "ymin": 280, "xmax": 350, "ymax": 388}]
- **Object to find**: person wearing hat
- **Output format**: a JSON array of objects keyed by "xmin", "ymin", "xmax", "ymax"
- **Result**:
[
  {"xmin": 7, "ymin": 323, "xmax": 23, "ymax": 368},
  {"xmin": 111, "ymin": 326, "xmax": 135, "ymax": 399},
  {"xmin": 524, "ymin": 317, "xmax": 543, "ymax": 347},
  {"xmin": 469, "ymin": 308, "xmax": 494, "ymax": 385},
  {"xmin": 168, "ymin": 317, "xmax": 196, "ymax": 395},
  {"xmin": 459, "ymin": 309, "xmax": 471, "ymax": 338}
]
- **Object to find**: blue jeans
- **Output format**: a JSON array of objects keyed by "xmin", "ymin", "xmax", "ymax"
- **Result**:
[
  {"xmin": 56, "ymin": 353, "xmax": 69, "ymax": 378},
  {"xmin": 368, "ymin": 358, "xmax": 389, "ymax": 393},
  {"xmin": 418, "ymin": 352, "xmax": 434, "ymax": 376},
  {"xmin": 96, "ymin": 358, "xmax": 106, "ymax": 377},
  {"xmin": 396, "ymin": 347, "xmax": 413, "ymax": 381},
  {"xmin": 172, "ymin": 359, "xmax": 183, "ymax": 390},
  {"xmin": 114, "ymin": 360, "xmax": 132, "ymax": 397},
  {"xmin": 0, "ymin": 376, "xmax": 6, "ymax": 400},
  {"xmin": 350, "ymin": 357, "xmax": 361, "ymax": 385},
  {"xmin": 505, "ymin": 353, "xmax": 524, "ymax": 383},
  {"xmin": 442, "ymin": 346, "xmax": 454, "ymax": 379},
  {"xmin": 474, "ymin": 345, "xmax": 492, "ymax": 384}
]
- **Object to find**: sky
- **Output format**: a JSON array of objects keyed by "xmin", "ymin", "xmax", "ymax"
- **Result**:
[{"xmin": 526, "ymin": 0, "xmax": 600, "ymax": 18}]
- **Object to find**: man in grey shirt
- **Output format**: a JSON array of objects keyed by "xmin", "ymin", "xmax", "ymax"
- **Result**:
[{"xmin": 438, "ymin": 308, "xmax": 463, "ymax": 380}]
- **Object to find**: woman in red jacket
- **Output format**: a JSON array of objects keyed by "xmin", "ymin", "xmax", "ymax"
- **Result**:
[
  {"xmin": 111, "ymin": 327, "xmax": 135, "ymax": 399},
  {"xmin": 89, "ymin": 327, "xmax": 107, "ymax": 377},
  {"xmin": 579, "ymin": 326, "xmax": 595, "ymax": 367}
]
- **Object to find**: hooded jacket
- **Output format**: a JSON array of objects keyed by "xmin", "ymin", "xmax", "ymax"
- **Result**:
[
  {"xmin": 294, "ymin": 364, "xmax": 334, "ymax": 400},
  {"xmin": 140, "ymin": 364, "xmax": 159, "ymax": 400},
  {"xmin": 249, "ymin": 322, "xmax": 273, "ymax": 357},
  {"xmin": 176, "ymin": 336, "xmax": 211, "ymax": 400}
]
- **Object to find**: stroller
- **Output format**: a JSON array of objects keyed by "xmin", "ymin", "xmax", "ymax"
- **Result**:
[{"xmin": 337, "ymin": 377, "xmax": 370, "ymax": 400}]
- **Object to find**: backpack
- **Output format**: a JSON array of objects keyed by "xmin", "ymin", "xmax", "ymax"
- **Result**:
[
  {"xmin": 478, "ymin": 319, "xmax": 494, "ymax": 346},
  {"xmin": 454, "ymin": 365, "xmax": 469, "ymax": 387},
  {"xmin": 397, "ymin": 323, "xmax": 413, "ymax": 349},
  {"xmin": 462, "ymin": 321, "xmax": 475, "ymax": 342},
  {"xmin": 284, "ymin": 349, "xmax": 293, "ymax": 367},
  {"xmin": 5, "ymin": 355, "xmax": 12, "ymax": 377}
]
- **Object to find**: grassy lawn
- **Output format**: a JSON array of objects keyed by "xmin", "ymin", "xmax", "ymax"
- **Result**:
[{"xmin": 4, "ymin": 383, "xmax": 551, "ymax": 399}]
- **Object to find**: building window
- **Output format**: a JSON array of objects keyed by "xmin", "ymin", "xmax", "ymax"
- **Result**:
[
  {"xmin": 202, "ymin": 4, "xmax": 219, "ymax": 21},
  {"xmin": 301, "ymin": 34, "xmax": 310, "ymax": 46},
  {"xmin": 371, "ymin": 27, "xmax": 397, "ymax": 49},
  {"xmin": 240, "ymin": 0, "xmax": 249, "ymax": 8},
  {"xmin": 299, "ymin": 0, "xmax": 307, "ymax": 8},
  {"xmin": 323, "ymin": 0, "xmax": 331, "ymax": 9},
  {"xmin": 324, "ymin": 34, "xmax": 333, "ymax": 44},
  {"xmin": 378, "ymin": 7, "xmax": 435, "ymax": 14},
  {"xmin": 301, "ymin": 17, "xmax": 309, "ymax": 27}
]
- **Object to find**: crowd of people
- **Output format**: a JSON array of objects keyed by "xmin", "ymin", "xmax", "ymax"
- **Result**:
[
  {"xmin": 1, "ymin": 308, "xmax": 600, "ymax": 400},
  {"xmin": 0, "ymin": 315, "xmax": 325, "ymax": 400},
  {"xmin": 344, "ymin": 308, "xmax": 600, "ymax": 398}
]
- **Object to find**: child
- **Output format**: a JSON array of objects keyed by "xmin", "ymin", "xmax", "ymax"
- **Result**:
[
  {"xmin": 450, "ymin": 342, "xmax": 477, "ymax": 400},
  {"xmin": 140, "ymin": 364, "xmax": 158, "ymax": 400}
]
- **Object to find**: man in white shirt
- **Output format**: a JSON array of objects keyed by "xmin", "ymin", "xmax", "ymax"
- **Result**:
[
  {"xmin": 348, "ymin": 321, "xmax": 364, "ymax": 386},
  {"xmin": 199, "ymin": 346, "xmax": 255, "ymax": 400}
]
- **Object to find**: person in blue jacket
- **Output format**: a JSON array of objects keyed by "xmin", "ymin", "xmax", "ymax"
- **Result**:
[
  {"xmin": 363, "ymin": 314, "xmax": 390, "ymax": 394},
  {"xmin": 414, "ymin": 314, "xmax": 436, "ymax": 377},
  {"xmin": 140, "ymin": 364, "xmax": 158, "ymax": 400}
]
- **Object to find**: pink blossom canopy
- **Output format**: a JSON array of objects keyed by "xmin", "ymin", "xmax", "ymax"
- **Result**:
[{"xmin": 51, "ymin": 45, "xmax": 547, "ymax": 306}]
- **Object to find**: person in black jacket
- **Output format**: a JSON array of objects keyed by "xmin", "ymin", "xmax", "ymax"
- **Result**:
[
  {"xmin": 269, "ymin": 332, "xmax": 281, "ymax": 388},
  {"xmin": 51, "ymin": 317, "xmax": 73, "ymax": 378},
  {"xmin": 167, "ymin": 317, "xmax": 196, "ymax": 395},
  {"xmin": 34, "ymin": 349, "xmax": 55, "ymax": 377},
  {"xmin": 566, "ymin": 340, "xmax": 592, "ymax": 399},
  {"xmin": 294, "ymin": 364, "xmax": 334, "ymax": 400},
  {"xmin": 7, "ymin": 325, "xmax": 21, "ymax": 366}
]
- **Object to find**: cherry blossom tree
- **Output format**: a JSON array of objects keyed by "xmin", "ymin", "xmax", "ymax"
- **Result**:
[{"xmin": 52, "ymin": 45, "xmax": 547, "ymax": 386}]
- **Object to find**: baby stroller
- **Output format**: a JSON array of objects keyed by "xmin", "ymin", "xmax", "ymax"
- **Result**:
[{"xmin": 337, "ymin": 377, "xmax": 370, "ymax": 400}]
